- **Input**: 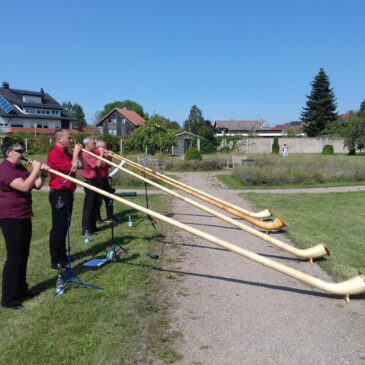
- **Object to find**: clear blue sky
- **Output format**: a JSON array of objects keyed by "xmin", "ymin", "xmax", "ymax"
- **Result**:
[{"xmin": 2, "ymin": 0, "xmax": 364, "ymax": 126}]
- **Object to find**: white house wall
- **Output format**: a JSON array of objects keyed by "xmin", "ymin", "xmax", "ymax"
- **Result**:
[{"xmin": 234, "ymin": 137, "xmax": 347, "ymax": 154}]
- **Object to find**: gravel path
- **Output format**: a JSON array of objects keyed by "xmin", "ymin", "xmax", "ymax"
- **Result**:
[{"xmin": 158, "ymin": 172, "xmax": 365, "ymax": 365}]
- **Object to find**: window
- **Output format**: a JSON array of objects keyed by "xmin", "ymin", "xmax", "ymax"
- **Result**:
[
  {"xmin": 122, "ymin": 118, "xmax": 126, "ymax": 125},
  {"xmin": 112, "ymin": 130, "xmax": 117, "ymax": 136},
  {"xmin": 23, "ymin": 95, "xmax": 42, "ymax": 103}
]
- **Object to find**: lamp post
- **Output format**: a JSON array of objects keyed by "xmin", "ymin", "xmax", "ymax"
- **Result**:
[{"xmin": 34, "ymin": 123, "xmax": 37, "ymax": 138}]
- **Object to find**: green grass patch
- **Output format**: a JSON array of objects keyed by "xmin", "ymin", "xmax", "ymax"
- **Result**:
[
  {"xmin": 0, "ymin": 192, "xmax": 174, "ymax": 364},
  {"xmin": 242, "ymin": 191, "xmax": 365, "ymax": 280}
]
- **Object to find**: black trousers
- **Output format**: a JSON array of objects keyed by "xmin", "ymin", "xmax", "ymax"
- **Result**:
[
  {"xmin": 49, "ymin": 190, "xmax": 74, "ymax": 265},
  {"xmin": 82, "ymin": 179, "xmax": 99, "ymax": 234},
  {"xmin": 0, "ymin": 218, "xmax": 31, "ymax": 307},
  {"xmin": 96, "ymin": 178, "xmax": 113, "ymax": 220}
]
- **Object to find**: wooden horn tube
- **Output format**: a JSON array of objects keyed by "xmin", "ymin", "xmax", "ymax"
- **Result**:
[
  {"xmin": 110, "ymin": 152, "xmax": 272, "ymax": 219},
  {"xmin": 83, "ymin": 149, "xmax": 327, "ymax": 260},
  {"xmin": 84, "ymin": 149, "xmax": 283, "ymax": 232},
  {"xmin": 43, "ymin": 167, "xmax": 365, "ymax": 300}
]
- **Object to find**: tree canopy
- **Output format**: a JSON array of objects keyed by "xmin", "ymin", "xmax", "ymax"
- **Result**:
[
  {"xmin": 344, "ymin": 100, "xmax": 365, "ymax": 154},
  {"xmin": 183, "ymin": 105, "xmax": 205, "ymax": 134},
  {"xmin": 123, "ymin": 115, "xmax": 178, "ymax": 154},
  {"xmin": 301, "ymin": 68, "xmax": 338, "ymax": 137},
  {"xmin": 62, "ymin": 101, "xmax": 87, "ymax": 128},
  {"xmin": 100, "ymin": 100, "xmax": 145, "ymax": 118}
]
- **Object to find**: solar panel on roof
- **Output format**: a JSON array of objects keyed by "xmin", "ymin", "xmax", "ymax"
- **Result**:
[{"xmin": 0, "ymin": 95, "xmax": 13, "ymax": 113}]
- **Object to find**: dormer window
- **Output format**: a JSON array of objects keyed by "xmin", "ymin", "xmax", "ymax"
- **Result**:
[{"xmin": 23, "ymin": 95, "xmax": 42, "ymax": 103}]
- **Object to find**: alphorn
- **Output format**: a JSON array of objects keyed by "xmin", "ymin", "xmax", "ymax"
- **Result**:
[
  {"xmin": 40, "ymin": 165, "xmax": 365, "ymax": 301},
  {"xmin": 109, "ymin": 152, "xmax": 273, "ymax": 220},
  {"xmin": 83, "ymin": 149, "xmax": 328, "ymax": 261},
  {"xmin": 84, "ymin": 150, "xmax": 282, "ymax": 232},
  {"xmin": 108, "ymin": 153, "xmax": 285, "ymax": 231}
]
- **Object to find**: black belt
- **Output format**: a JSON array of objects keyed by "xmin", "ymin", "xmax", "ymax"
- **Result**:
[{"xmin": 84, "ymin": 178, "xmax": 97, "ymax": 183}]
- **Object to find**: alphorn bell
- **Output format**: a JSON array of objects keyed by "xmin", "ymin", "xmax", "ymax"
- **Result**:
[
  {"xmin": 34, "ymin": 162, "xmax": 365, "ymax": 301},
  {"xmin": 109, "ymin": 152, "xmax": 273, "ymax": 219},
  {"xmin": 83, "ymin": 149, "xmax": 329, "ymax": 261},
  {"xmin": 108, "ymin": 152, "xmax": 285, "ymax": 231}
]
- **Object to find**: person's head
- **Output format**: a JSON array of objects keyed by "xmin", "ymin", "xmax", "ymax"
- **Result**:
[
  {"xmin": 83, "ymin": 136, "xmax": 96, "ymax": 151},
  {"xmin": 1, "ymin": 138, "xmax": 26, "ymax": 165},
  {"xmin": 54, "ymin": 129, "xmax": 72, "ymax": 149},
  {"xmin": 96, "ymin": 140, "xmax": 107, "ymax": 152}
]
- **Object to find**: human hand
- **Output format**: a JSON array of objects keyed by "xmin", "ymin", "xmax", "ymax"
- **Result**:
[
  {"xmin": 32, "ymin": 160, "xmax": 42, "ymax": 171},
  {"xmin": 73, "ymin": 143, "xmax": 83, "ymax": 154}
]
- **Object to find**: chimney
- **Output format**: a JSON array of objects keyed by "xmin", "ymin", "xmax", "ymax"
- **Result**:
[{"xmin": 2, "ymin": 82, "xmax": 9, "ymax": 89}]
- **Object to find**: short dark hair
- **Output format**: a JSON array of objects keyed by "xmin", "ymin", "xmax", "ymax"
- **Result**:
[{"xmin": 1, "ymin": 138, "xmax": 25, "ymax": 158}]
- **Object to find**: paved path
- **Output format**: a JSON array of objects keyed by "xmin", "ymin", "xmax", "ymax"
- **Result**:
[{"xmin": 157, "ymin": 172, "xmax": 365, "ymax": 365}]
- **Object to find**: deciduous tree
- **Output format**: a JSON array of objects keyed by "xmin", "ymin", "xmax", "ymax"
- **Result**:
[
  {"xmin": 344, "ymin": 100, "xmax": 365, "ymax": 154},
  {"xmin": 100, "ymin": 100, "xmax": 145, "ymax": 118},
  {"xmin": 62, "ymin": 101, "xmax": 87, "ymax": 128}
]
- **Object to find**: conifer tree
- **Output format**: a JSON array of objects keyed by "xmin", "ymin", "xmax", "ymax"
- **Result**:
[{"xmin": 301, "ymin": 68, "xmax": 338, "ymax": 137}]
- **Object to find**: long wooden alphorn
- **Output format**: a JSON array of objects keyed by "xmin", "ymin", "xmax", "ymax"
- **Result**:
[
  {"xmin": 40, "ymin": 165, "xmax": 365, "ymax": 301},
  {"xmin": 109, "ymin": 153, "xmax": 285, "ymax": 230},
  {"xmin": 83, "ymin": 149, "xmax": 328, "ymax": 260},
  {"xmin": 109, "ymin": 152, "xmax": 273, "ymax": 220},
  {"xmin": 85, "ymin": 149, "xmax": 281, "ymax": 231}
]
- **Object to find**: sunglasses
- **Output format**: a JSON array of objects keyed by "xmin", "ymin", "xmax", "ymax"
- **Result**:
[{"xmin": 12, "ymin": 149, "xmax": 24, "ymax": 154}]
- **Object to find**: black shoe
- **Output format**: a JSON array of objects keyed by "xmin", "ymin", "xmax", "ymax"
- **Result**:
[
  {"xmin": 51, "ymin": 262, "xmax": 66, "ymax": 272},
  {"xmin": 23, "ymin": 290, "xmax": 40, "ymax": 300}
]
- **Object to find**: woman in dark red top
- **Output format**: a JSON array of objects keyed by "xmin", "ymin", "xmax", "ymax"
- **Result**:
[{"xmin": 0, "ymin": 138, "xmax": 48, "ymax": 309}]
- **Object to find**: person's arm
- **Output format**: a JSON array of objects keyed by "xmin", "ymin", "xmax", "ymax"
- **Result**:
[
  {"xmin": 73, "ymin": 144, "xmax": 83, "ymax": 169},
  {"xmin": 9, "ymin": 160, "xmax": 42, "ymax": 192},
  {"xmin": 34, "ymin": 163, "xmax": 50, "ymax": 190}
]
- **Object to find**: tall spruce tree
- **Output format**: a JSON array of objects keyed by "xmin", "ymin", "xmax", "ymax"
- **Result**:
[{"xmin": 301, "ymin": 68, "xmax": 338, "ymax": 137}]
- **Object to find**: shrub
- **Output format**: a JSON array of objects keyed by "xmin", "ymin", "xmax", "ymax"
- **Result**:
[
  {"xmin": 185, "ymin": 148, "xmax": 202, "ymax": 161},
  {"xmin": 219, "ymin": 146, "xmax": 231, "ymax": 153},
  {"xmin": 322, "ymin": 144, "xmax": 334, "ymax": 155},
  {"xmin": 272, "ymin": 137, "xmax": 279, "ymax": 154}
]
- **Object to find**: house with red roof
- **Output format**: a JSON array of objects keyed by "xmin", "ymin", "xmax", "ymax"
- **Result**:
[{"xmin": 96, "ymin": 108, "xmax": 145, "ymax": 137}]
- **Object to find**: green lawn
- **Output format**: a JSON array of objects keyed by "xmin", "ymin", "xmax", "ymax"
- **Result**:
[
  {"xmin": 0, "ymin": 192, "xmax": 175, "ymax": 364},
  {"xmin": 242, "ymin": 191, "xmax": 365, "ymax": 281}
]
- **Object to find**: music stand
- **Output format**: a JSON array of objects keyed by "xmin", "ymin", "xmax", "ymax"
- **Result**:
[
  {"xmin": 106, "ymin": 160, "xmax": 128, "ymax": 258},
  {"xmin": 57, "ymin": 203, "xmax": 102, "ymax": 295},
  {"xmin": 134, "ymin": 156, "xmax": 157, "ymax": 229}
]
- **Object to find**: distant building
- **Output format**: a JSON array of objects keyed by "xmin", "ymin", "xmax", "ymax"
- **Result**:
[
  {"xmin": 0, "ymin": 81, "xmax": 74, "ymax": 133},
  {"xmin": 214, "ymin": 119, "xmax": 270, "ymax": 136},
  {"xmin": 173, "ymin": 131, "xmax": 200, "ymax": 156},
  {"xmin": 96, "ymin": 108, "xmax": 145, "ymax": 137}
]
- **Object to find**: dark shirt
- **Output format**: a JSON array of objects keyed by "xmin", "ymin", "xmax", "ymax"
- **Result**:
[
  {"xmin": 47, "ymin": 145, "xmax": 76, "ymax": 191},
  {"xmin": 0, "ymin": 160, "xmax": 32, "ymax": 219}
]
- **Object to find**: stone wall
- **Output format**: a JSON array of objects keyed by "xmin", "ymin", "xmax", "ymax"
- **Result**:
[{"xmin": 234, "ymin": 137, "xmax": 347, "ymax": 154}]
